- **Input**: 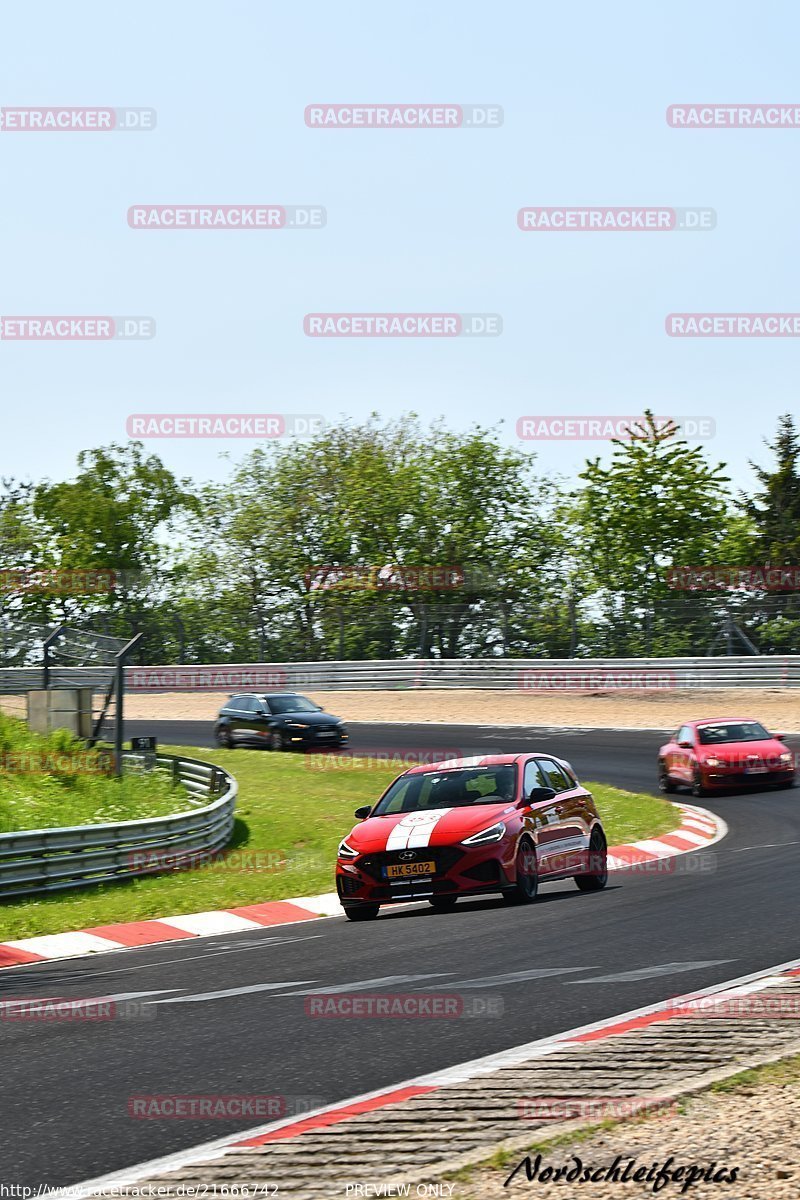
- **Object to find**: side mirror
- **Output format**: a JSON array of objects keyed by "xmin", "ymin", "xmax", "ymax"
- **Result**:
[
  {"xmin": 678, "ymin": 739, "xmax": 693, "ymax": 749},
  {"xmin": 775, "ymin": 733, "xmax": 786, "ymax": 742},
  {"xmin": 354, "ymin": 805, "xmax": 372, "ymax": 820},
  {"xmin": 524, "ymin": 786, "xmax": 557, "ymax": 804}
]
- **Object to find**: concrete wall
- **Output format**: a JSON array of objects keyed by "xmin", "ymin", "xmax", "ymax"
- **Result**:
[{"xmin": 27, "ymin": 689, "xmax": 94, "ymax": 738}]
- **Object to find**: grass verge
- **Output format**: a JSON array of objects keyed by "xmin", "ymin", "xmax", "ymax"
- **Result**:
[
  {"xmin": 0, "ymin": 745, "xmax": 679, "ymax": 941},
  {"xmin": 0, "ymin": 714, "xmax": 181, "ymax": 833}
]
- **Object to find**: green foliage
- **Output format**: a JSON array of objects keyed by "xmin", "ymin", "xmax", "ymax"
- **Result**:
[
  {"xmin": 0, "ymin": 713, "xmax": 182, "ymax": 833},
  {"xmin": 4, "ymin": 411, "xmax": 800, "ymax": 660}
]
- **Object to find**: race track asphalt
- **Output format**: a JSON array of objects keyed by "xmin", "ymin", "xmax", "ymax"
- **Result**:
[{"xmin": 2, "ymin": 721, "xmax": 799, "ymax": 1189}]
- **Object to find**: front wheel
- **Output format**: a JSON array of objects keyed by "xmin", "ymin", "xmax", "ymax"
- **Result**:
[
  {"xmin": 502, "ymin": 838, "xmax": 538, "ymax": 905},
  {"xmin": 575, "ymin": 827, "xmax": 608, "ymax": 892},
  {"xmin": 691, "ymin": 767, "xmax": 707, "ymax": 798},
  {"xmin": 270, "ymin": 730, "xmax": 287, "ymax": 752},
  {"xmin": 215, "ymin": 726, "xmax": 234, "ymax": 749},
  {"xmin": 342, "ymin": 903, "xmax": 380, "ymax": 922}
]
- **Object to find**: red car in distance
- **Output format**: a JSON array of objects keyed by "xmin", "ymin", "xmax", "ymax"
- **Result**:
[
  {"xmin": 335, "ymin": 753, "xmax": 608, "ymax": 921},
  {"xmin": 659, "ymin": 718, "xmax": 796, "ymax": 797}
]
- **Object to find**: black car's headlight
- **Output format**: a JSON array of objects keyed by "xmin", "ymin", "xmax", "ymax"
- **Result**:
[
  {"xmin": 338, "ymin": 838, "xmax": 359, "ymax": 858},
  {"xmin": 461, "ymin": 821, "xmax": 506, "ymax": 846},
  {"xmin": 285, "ymin": 721, "xmax": 310, "ymax": 729}
]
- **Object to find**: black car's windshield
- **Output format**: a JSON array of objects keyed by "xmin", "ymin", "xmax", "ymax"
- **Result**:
[
  {"xmin": 697, "ymin": 722, "xmax": 770, "ymax": 745},
  {"xmin": 373, "ymin": 765, "xmax": 517, "ymax": 815},
  {"xmin": 266, "ymin": 695, "xmax": 319, "ymax": 714}
]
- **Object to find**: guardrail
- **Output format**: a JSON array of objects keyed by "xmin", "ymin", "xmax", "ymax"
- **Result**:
[
  {"xmin": 0, "ymin": 656, "xmax": 799, "ymax": 694},
  {"xmin": 0, "ymin": 752, "xmax": 237, "ymax": 900}
]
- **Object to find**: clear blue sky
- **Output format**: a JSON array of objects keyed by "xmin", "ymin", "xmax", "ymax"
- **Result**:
[{"xmin": 2, "ymin": 0, "xmax": 798, "ymax": 493}]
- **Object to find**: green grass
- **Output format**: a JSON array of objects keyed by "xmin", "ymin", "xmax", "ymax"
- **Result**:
[
  {"xmin": 0, "ymin": 713, "xmax": 181, "ymax": 833},
  {"xmin": 709, "ymin": 1052, "xmax": 800, "ymax": 1094},
  {"xmin": 0, "ymin": 745, "xmax": 679, "ymax": 941}
]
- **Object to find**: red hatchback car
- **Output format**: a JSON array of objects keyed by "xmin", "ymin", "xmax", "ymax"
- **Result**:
[
  {"xmin": 335, "ymin": 753, "xmax": 608, "ymax": 921},
  {"xmin": 658, "ymin": 717, "xmax": 796, "ymax": 797}
]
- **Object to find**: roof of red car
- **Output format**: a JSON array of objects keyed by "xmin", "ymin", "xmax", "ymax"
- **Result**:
[
  {"xmin": 404, "ymin": 752, "xmax": 526, "ymax": 776},
  {"xmin": 689, "ymin": 717, "xmax": 760, "ymax": 726}
]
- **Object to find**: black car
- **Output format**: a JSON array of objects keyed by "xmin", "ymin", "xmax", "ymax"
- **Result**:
[{"xmin": 214, "ymin": 693, "xmax": 348, "ymax": 751}]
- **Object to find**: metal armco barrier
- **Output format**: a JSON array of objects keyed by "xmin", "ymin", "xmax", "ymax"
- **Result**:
[
  {"xmin": 0, "ymin": 752, "xmax": 236, "ymax": 899},
  {"xmin": 0, "ymin": 656, "xmax": 799, "ymax": 694}
]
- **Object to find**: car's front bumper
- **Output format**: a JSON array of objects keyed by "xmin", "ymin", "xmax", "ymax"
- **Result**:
[
  {"xmin": 286, "ymin": 727, "xmax": 348, "ymax": 749},
  {"xmin": 336, "ymin": 843, "xmax": 513, "ymax": 905},
  {"xmin": 701, "ymin": 766, "xmax": 795, "ymax": 788}
]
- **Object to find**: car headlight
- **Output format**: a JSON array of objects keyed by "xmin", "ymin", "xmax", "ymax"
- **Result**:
[
  {"xmin": 462, "ymin": 821, "xmax": 506, "ymax": 846},
  {"xmin": 705, "ymin": 756, "xmax": 724, "ymax": 767},
  {"xmin": 780, "ymin": 751, "xmax": 794, "ymax": 764},
  {"xmin": 286, "ymin": 721, "xmax": 310, "ymax": 729},
  {"xmin": 337, "ymin": 838, "xmax": 359, "ymax": 858}
]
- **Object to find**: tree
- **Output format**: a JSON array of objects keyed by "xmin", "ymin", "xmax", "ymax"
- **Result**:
[
  {"xmin": 573, "ymin": 412, "xmax": 733, "ymax": 655},
  {"xmin": 32, "ymin": 443, "xmax": 197, "ymax": 651},
  {"xmin": 172, "ymin": 416, "xmax": 571, "ymax": 661},
  {"xmin": 744, "ymin": 414, "xmax": 800, "ymax": 564}
]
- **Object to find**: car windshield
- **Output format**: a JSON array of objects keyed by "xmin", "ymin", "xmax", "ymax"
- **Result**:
[
  {"xmin": 266, "ymin": 695, "xmax": 319, "ymax": 714},
  {"xmin": 372, "ymin": 765, "xmax": 517, "ymax": 815},
  {"xmin": 697, "ymin": 722, "xmax": 771, "ymax": 745}
]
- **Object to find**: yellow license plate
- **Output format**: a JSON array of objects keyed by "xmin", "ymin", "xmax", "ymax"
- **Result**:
[{"xmin": 386, "ymin": 861, "xmax": 436, "ymax": 878}]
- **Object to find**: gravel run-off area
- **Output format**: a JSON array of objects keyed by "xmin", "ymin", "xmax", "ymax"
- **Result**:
[
  {"xmin": 1, "ymin": 687, "xmax": 794, "ymax": 731},
  {"xmin": 456, "ymin": 1059, "xmax": 800, "ymax": 1199}
]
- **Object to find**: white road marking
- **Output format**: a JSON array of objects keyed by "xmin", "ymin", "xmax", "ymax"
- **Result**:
[
  {"xmin": 277, "ymin": 973, "xmax": 454, "ymax": 996},
  {"xmin": 567, "ymin": 959, "xmax": 735, "ymax": 984},
  {"xmin": 420, "ymin": 967, "xmax": 598, "ymax": 990},
  {"xmin": 731, "ymin": 840, "xmax": 800, "ymax": 853},
  {"xmin": 149, "ymin": 981, "xmax": 318, "ymax": 1005},
  {"xmin": 42, "ymin": 936, "xmax": 325, "ymax": 983}
]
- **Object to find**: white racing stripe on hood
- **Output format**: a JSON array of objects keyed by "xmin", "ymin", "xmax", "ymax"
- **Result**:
[{"xmin": 385, "ymin": 808, "xmax": 455, "ymax": 851}]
